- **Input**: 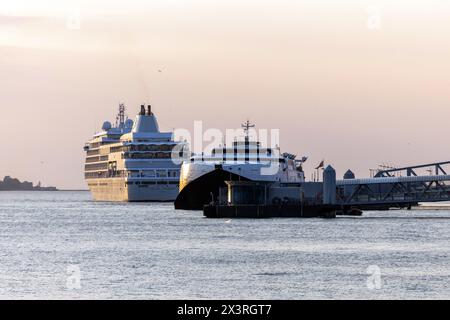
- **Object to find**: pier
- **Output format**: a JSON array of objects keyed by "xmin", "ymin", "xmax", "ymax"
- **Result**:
[
  {"xmin": 203, "ymin": 161, "xmax": 450, "ymax": 218},
  {"xmin": 337, "ymin": 161, "xmax": 450, "ymax": 209}
]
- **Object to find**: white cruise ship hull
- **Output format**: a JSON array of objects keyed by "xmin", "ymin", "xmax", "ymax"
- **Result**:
[{"xmin": 88, "ymin": 178, "xmax": 179, "ymax": 202}]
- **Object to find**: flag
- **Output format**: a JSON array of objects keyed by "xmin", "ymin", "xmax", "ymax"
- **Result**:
[{"xmin": 315, "ymin": 160, "xmax": 324, "ymax": 170}]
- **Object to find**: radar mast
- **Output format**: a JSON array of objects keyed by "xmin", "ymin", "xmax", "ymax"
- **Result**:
[
  {"xmin": 241, "ymin": 119, "xmax": 255, "ymax": 141},
  {"xmin": 116, "ymin": 103, "xmax": 127, "ymax": 128}
]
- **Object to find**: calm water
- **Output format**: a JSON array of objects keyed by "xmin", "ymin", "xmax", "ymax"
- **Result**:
[{"xmin": 0, "ymin": 191, "xmax": 449, "ymax": 299}]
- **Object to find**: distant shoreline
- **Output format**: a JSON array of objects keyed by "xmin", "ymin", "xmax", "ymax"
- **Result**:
[
  {"xmin": 0, "ymin": 189, "xmax": 89, "ymax": 192},
  {"xmin": 0, "ymin": 176, "xmax": 58, "ymax": 192}
]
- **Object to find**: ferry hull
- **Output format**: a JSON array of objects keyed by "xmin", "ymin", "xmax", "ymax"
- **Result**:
[
  {"xmin": 175, "ymin": 161, "xmax": 292, "ymax": 210},
  {"xmin": 87, "ymin": 178, "xmax": 179, "ymax": 202},
  {"xmin": 175, "ymin": 169, "xmax": 249, "ymax": 210}
]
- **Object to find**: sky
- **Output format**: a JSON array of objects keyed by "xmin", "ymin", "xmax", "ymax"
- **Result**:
[{"xmin": 1, "ymin": 0, "xmax": 450, "ymax": 189}]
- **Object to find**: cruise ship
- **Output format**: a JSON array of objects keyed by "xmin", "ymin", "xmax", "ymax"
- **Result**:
[
  {"xmin": 84, "ymin": 104, "xmax": 188, "ymax": 201},
  {"xmin": 174, "ymin": 121, "xmax": 306, "ymax": 210}
]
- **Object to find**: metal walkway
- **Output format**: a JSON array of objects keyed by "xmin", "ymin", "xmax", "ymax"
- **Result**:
[
  {"xmin": 375, "ymin": 161, "xmax": 450, "ymax": 177},
  {"xmin": 334, "ymin": 161, "xmax": 450, "ymax": 208}
]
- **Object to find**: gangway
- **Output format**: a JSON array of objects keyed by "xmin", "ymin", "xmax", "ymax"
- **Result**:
[
  {"xmin": 374, "ymin": 161, "xmax": 450, "ymax": 177},
  {"xmin": 336, "ymin": 161, "xmax": 450, "ymax": 208}
]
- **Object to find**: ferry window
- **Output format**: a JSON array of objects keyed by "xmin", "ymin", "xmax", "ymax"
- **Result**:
[
  {"xmin": 142, "ymin": 170, "xmax": 155, "ymax": 177},
  {"xmin": 168, "ymin": 170, "xmax": 178, "ymax": 177},
  {"xmin": 129, "ymin": 171, "xmax": 140, "ymax": 177},
  {"xmin": 156, "ymin": 170, "xmax": 167, "ymax": 177}
]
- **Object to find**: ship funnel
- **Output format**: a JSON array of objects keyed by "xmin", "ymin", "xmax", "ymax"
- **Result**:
[{"xmin": 133, "ymin": 105, "xmax": 160, "ymax": 133}]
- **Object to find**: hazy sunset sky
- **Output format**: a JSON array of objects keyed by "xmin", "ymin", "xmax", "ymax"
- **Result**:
[{"xmin": 1, "ymin": 0, "xmax": 449, "ymax": 189}]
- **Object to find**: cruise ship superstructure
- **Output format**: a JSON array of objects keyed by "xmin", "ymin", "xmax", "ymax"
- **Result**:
[
  {"xmin": 84, "ymin": 104, "xmax": 188, "ymax": 201},
  {"xmin": 174, "ymin": 121, "xmax": 306, "ymax": 209}
]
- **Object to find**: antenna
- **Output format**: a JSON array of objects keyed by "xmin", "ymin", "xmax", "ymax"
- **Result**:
[
  {"xmin": 116, "ymin": 103, "xmax": 126, "ymax": 128},
  {"xmin": 241, "ymin": 119, "xmax": 255, "ymax": 140}
]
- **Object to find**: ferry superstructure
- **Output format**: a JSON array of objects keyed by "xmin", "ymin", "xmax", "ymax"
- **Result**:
[
  {"xmin": 84, "ymin": 104, "xmax": 188, "ymax": 201},
  {"xmin": 174, "ymin": 121, "xmax": 306, "ymax": 209}
]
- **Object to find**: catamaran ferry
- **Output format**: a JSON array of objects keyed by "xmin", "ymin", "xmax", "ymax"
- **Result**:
[
  {"xmin": 83, "ymin": 104, "xmax": 188, "ymax": 201},
  {"xmin": 174, "ymin": 121, "xmax": 306, "ymax": 210}
]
